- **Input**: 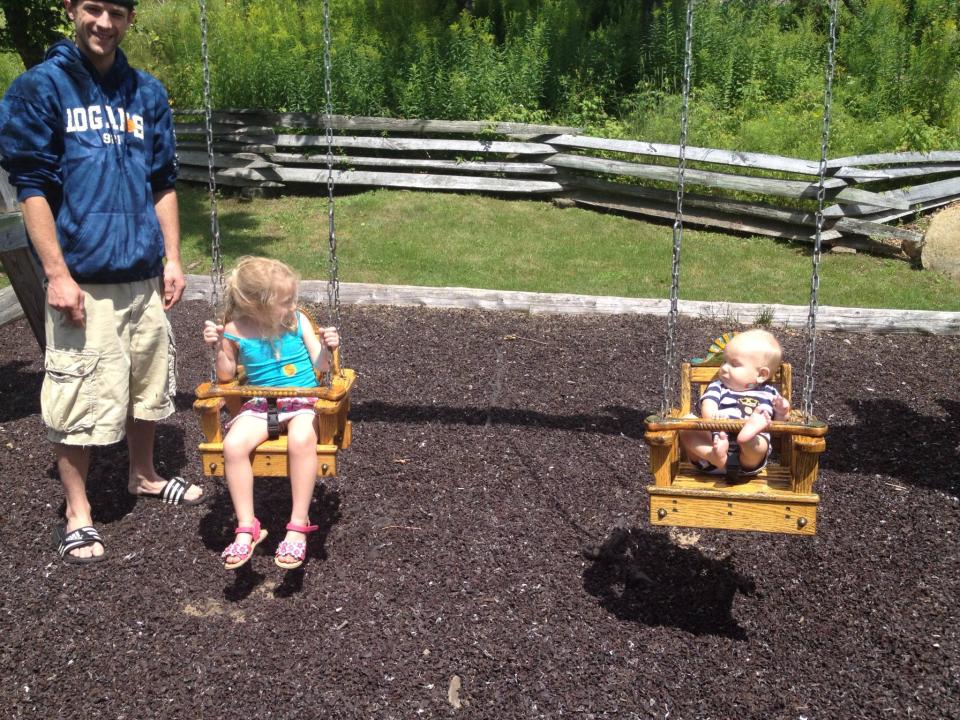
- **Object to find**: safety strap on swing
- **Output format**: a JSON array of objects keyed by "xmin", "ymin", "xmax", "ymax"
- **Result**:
[{"xmin": 266, "ymin": 397, "xmax": 281, "ymax": 440}]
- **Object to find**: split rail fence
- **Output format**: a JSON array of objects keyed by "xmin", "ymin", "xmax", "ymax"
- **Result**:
[
  {"xmin": 3, "ymin": 113, "xmax": 959, "ymax": 346},
  {"xmin": 175, "ymin": 109, "xmax": 960, "ymax": 259}
]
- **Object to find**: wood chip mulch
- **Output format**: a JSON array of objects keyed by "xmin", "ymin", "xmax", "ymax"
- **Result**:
[{"xmin": 1, "ymin": 300, "xmax": 957, "ymax": 719}]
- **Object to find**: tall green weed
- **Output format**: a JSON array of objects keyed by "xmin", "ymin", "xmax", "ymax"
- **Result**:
[
  {"xmin": 0, "ymin": 51, "xmax": 23, "ymax": 92},
  {"xmin": 96, "ymin": 0, "xmax": 960, "ymax": 154}
]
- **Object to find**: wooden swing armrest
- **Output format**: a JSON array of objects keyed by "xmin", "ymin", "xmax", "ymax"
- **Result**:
[
  {"xmin": 643, "ymin": 408, "xmax": 684, "ymax": 445},
  {"xmin": 644, "ymin": 414, "xmax": 828, "ymax": 438},
  {"xmin": 192, "ymin": 395, "xmax": 225, "ymax": 413},
  {"xmin": 792, "ymin": 433, "xmax": 827, "ymax": 454},
  {"xmin": 644, "ymin": 429, "xmax": 677, "ymax": 446},
  {"xmin": 194, "ymin": 343, "xmax": 353, "ymax": 403},
  {"xmin": 192, "ymin": 388, "xmax": 226, "ymax": 444},
  {"xmin": 194, "ymin": 378, "xmax": 350, "ymax": 402},
  {"xmin": 643, "ymin": 427, "xmax": 680, "ymax": 488}
]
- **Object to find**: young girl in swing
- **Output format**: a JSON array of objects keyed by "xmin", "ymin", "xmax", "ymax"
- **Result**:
[{"xmin": 202, "ymin": 256, "xmax": 340, "ymax": 570}]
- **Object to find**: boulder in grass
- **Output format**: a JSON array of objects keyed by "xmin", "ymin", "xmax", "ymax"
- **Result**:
[{"xmin": 921, "ymin": 202, "xmax": 960, "ymax": 282}]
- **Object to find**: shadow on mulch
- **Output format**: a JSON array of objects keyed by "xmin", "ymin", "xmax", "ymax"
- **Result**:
[
  {"xmin": 2, "ymin": 304, "xmax": 958, "ymax": 718},
  {"xmin": 196, "ymin": 481, "xmax": 342, "ymax": 601},
  {"xmin": 582, "ymin": 525, "xmax": 757, "ymax": 640},
  {"xmin": 825, "ymin": 397, "xmax": 960, "ymax": 492},
  {"xmin": 48, "ymin": 424, "xmax": 193, "ymax": 524},
  {"xmin": 0, "ymin": 360, "xmax": 41, "ymax": 423},
  {"xmin": 354, "ymin": 400, "xmax": 652, "ymax": 439},
  {"xmin": 173, "ymin": 389, "xmax": 201, "ymax": 412}
]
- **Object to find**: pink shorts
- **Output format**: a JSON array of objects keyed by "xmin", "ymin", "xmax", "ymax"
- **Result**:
[{"xmin": 226, "ymin": 396, "xmax": 318, "ymax": 429}]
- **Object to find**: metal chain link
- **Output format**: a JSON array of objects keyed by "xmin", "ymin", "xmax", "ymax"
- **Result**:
[
  {"xmin": 199, "ymin": 0, "xmax": 224, "ymax": 382},
  {"xmin": 322, "ymin": 0, "xmax": 343, "ymax": 382},
  {"xmin": 660, "ymin": 0, "xmax": 695, "ymax": 415},
  {"xmin": 801, "ymin": 0, "xmax": 839, "ymax": 419}
]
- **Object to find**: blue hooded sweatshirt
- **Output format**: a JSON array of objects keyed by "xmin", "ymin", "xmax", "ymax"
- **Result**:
[{"xmin": 0, "ymin": 40, "xmax": 178, "ymax": 283}]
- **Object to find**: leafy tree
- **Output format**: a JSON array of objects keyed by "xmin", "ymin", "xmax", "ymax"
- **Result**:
[{"xmin": 0, "ymin": 0, "xmax": 68, "ymax": 69}]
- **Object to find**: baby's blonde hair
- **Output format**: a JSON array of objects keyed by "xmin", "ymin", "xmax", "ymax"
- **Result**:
[
  {"xmin": 222, "ymin": 256, "xmax": 300, "ymax": 335},
  {"xmin": 730, "ymin": 328, "xmax": 783, "ymax": 373}
]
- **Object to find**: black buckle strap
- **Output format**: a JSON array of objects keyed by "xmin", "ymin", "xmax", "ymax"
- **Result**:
[{"xmin": 267, "ymin": 397, "xmax": 280, "ymax": 440}]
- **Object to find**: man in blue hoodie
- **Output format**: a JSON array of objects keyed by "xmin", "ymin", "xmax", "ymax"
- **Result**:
[{"xmin": 0, "ymin": 0, "xmax": 206, "ymax": 564}]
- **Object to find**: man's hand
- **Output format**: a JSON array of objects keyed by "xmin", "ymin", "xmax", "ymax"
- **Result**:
[
  {"xmin": 163, "ymin": 260, "xmax": 186, "ymax": 310},
  {"xmin": 47, "ymin": 274, "xmax": 85, "ymax": 327}
]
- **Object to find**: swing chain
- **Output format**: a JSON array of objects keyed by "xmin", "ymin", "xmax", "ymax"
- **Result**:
[
  {"xmin": 322, "ymin": 0, "xmax": 343, "ymax": 383},
  {"xmin": 199, "ymin": 0, "xmax": 224, "ymax": 383},
  {"xmin": 802, "ymin": 0, "xmax": 839, "ymax": 419},
  {"xmin": 660, "ymin": 0, "xmax": 696, "ymax": 415}
]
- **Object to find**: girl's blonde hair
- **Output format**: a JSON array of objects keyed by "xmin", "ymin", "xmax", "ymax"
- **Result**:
[{"xmin": 222, "ymin": 256, "xmax": 300, "ymax": 335}]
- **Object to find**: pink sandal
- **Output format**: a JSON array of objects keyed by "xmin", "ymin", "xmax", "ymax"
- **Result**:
[
  {"xmin": 274, "ymin": 522, "xmax": 319, "ymax": 569},
  {"xmin": 221, "ymin": 518, "xmax": 268, "ymax": 570}
]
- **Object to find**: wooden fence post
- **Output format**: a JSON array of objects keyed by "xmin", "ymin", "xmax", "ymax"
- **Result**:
[{"xmin": 0, "ymin": 169, "xmax": 45, "ymax": 352}]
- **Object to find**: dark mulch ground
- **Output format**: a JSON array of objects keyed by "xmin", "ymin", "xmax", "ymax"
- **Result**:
[{"xmin": 1, "ymin": 300, "xmax": 958, "ymax": 719}]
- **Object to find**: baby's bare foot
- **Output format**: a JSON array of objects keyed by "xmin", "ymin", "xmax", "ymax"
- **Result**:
[
  {"xmin": 738, "ymin": 412, "xmax": 770, "ymax": 444},
  {"xmin": 705, "ymin": 431, "xmax": 729, "ymax": 468}
]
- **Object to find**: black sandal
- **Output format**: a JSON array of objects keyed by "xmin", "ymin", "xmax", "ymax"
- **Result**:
[
  {"xmin": 134, "ymin": 476, "xmax": 208, "ymax": 506},
  {"xmin": 52, "ymin": 524, "xmax": 106, "ymax": 565}
]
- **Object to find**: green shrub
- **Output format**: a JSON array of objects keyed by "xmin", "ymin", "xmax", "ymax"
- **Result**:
[
  {"xmin": 0, "ymin": 51, "xmax": 23, "ymax": 92},
  {"xmin": 58, "ymin": 0, "xmax": 956, "ymax": 155}
]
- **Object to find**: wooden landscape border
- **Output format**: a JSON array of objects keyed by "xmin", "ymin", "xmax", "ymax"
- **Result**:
[{"xmin": 3, "ymin": 276, "xmax": 958, "ymax": 337}]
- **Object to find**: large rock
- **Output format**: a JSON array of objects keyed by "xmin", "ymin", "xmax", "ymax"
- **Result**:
[{"xmin": 922, "ymin": 202, "xmax": 960, "ymax": 282}]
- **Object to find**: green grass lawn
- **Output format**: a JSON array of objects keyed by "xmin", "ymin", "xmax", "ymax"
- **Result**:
[
  {"xmin": 3, "ymin": 185, "xmax": 959, "ymax": 311},
  {"xmin": 175, "ymin": 186, "xmax": 960, "ymax": 311}
]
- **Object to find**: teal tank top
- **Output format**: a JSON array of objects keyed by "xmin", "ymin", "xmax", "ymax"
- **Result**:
[{"xmin": 223, "ymin": 312, "xmax": 317, "ymax": 387}]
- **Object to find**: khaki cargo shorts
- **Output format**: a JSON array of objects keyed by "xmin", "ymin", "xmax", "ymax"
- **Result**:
[{"xmin": 41, "ymin": 278, "xmax": 177, "ymax": 445}]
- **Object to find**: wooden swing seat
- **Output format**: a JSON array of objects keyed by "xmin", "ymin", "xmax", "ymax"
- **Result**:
[
  {"xmin": 193, "ymin": 316, "xmax": 356, "ymax": 479},
  {"xmin": 644, "ymin": 360, "xmax": 827, "ymax": 535}
]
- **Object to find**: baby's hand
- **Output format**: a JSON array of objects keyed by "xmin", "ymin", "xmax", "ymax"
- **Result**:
[
  {"xmin": 203, "ymin": 320, "xmax": 224, "ymax": 347},
  {"xmin": 772, "ymin": 394, "xmax": 790, "ymax": 420},
  {"xmin": 320, "ymin": 326, "xmax": 340, "ymax": 350}
]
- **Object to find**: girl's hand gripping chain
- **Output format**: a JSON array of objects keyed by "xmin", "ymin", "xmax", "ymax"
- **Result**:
[
  {"xmin": 204, "ymin": 320, "xmax": 238, "ymax": 382},
  {"xmin": 320, "ymin": 326, "xmax": 340, "ymax": 351},
  {"xmin": 203, "ymin": 319, "xmax": 225, "ymax": 347},
  {"xmin": 313, "ymin": 326, "xmax": 340, "ymax": 372}
]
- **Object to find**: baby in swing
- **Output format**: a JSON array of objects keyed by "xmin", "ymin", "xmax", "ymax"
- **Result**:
[
  {"xmin": 680, "ymin": 329, "xmax": 790, "ymax": 483},
  {"xmin": 202, "ymin": 256, "xmax": 340, "ymax": 570}
]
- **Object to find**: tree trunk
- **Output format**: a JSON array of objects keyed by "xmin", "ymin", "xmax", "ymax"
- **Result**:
[{"xmin": 0, "ymin": 1, "xmax": 64, "ymax": 69}]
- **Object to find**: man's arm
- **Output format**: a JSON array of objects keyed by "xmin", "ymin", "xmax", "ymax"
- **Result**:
[
  {"xmin": 20, "ymin": 195, "xmax": 85, "ymax": 326},
  {"xmin": 154, "ymin": 187, "xmax": 185, "ymax": 310}
]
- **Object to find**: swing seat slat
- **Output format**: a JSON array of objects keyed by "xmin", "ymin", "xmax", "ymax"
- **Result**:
[
  {"xmin": 648, "ymin": 462, "xmax": 819, "ymax": 535},
  {"xmin": 198, "ymin": 440, "xmax": 344, "ymax": 478}
]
